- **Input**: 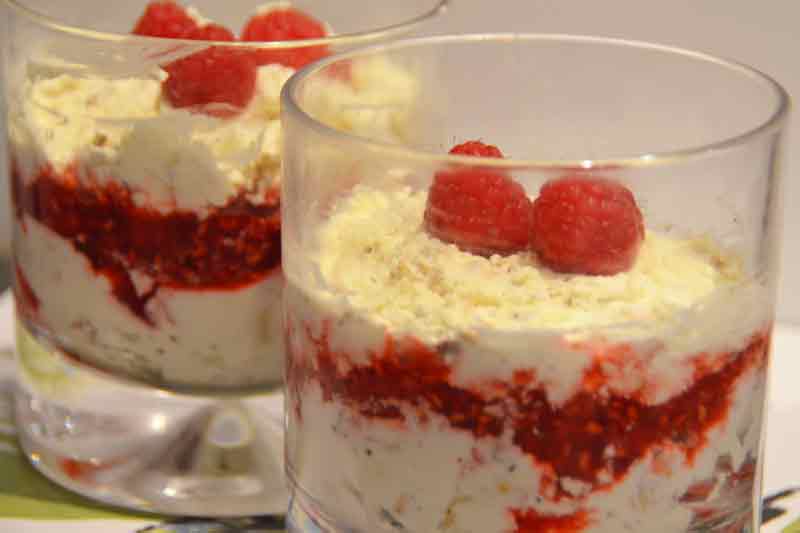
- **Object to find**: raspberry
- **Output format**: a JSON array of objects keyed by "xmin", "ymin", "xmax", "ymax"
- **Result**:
[
  {"xmin": 325, "ymin": 60, "xmax": 353, "ymax": 82},
  {"xmin": 183, "ymin": 23, "xmax": 236, "ymax": 41},
  {"xmin": 241, "ymin": 7, "xmax": 329, "ymax": 69},
  {"xmin": 424, "ymin": 142, "xmax": 531, "ymax": 256},
  {"xmin": 530, "ymin": 175, "xmax": 644, "ymax": 275},
  {"xmin": 163, "ymin": 47, "xmax": 257, "ymax": 117},
  {"xmin": 242, "ymin": 7, "xmax": 327, "ymax": 41},
  {"xmin": 133, "ymin": 2, "xmax": 235, "ymax": 41},
  {"xmin": 132, "ymin": 1, "xmax": 198, "ymax": 38},
  {"xmin": 449, "ymin": 141, "xmax": 504, "ymax": 158}
]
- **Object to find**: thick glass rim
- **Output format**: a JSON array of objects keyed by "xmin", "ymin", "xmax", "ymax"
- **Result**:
[
  {"xmin": 3, "ymin": 0, "xmax": 450, "ymax": 49},
  {"xmin": 282, "ymin": 33, "xmax": 792, "ymax": 169}
]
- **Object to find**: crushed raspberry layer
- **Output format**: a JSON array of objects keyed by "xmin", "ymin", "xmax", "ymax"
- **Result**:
[
  {"xmin": 512, "ymin": 509, "xmax": 591, "ymax": 533},
  {"xmin": 12, "ymin": 163, "xmax": 281, "ymax": 325},
  {"xmin": 14, "ymin": 261, "xmax": 40, "ymax": 315},
  {"xmin": 288, "ymin": 321, "xmax": 769, "ymax": 502}
]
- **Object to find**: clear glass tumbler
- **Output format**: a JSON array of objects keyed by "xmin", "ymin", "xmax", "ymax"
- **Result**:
[
  {"xmin": 2, "ymin": 0, "xmax": 447, "ymax": 516},
  {"xmin": 281, "ymin": 35, "xmax": 790, "ymax": 532}
]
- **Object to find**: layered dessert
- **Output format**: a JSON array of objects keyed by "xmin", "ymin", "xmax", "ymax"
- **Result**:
[
  {"xmin": 285, "ymin": 142, "xmax": 771, "ymax": 532},
  {"xmin": 9, "ymin": 1, "xmax": 415, "ymax": 388}
]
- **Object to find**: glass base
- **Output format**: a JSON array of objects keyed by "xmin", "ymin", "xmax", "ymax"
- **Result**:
[
  {"xmin": 13, "ymin": 326, "xmax": 288, "ymax": 517},
  {"xmin": 287, "ymin": 487, "xmax": 756, "ymax": 533},
  {"xmin": 288, "ymin": 492, "xmax": 338, "ymax": 533}
]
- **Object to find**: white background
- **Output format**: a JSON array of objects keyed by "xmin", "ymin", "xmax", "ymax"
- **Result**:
[{"xmin": 0, "ymin": 0, "xmax": 797, "ymax": 324}]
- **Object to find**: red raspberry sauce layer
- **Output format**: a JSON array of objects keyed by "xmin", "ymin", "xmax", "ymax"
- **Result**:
[
  {"xmin": 512, "ymin": 509, "xmax": 591, "ymax": 533},
  {"xmin": 288, "ymin": 321, "xmax": 769, "ymax": 500},
  {"xmin": 14, "ymin": 261, "xmax": 40, "ymax": 315},
  {"xmin": 12, "ymin": 162, "xmax": 281, "ymax": 325}
]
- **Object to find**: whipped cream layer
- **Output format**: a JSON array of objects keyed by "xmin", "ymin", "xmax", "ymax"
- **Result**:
[
  {"xmin": 9, "ymin": 49, "xmax": 416, "ymax": 388},
  {"xmin": 285, "ymin": 184, "xmax": 771, "ymax": 532},
  {"xmin": 314, "ymin": 186, "xmax": 749, "ymax": 338}
]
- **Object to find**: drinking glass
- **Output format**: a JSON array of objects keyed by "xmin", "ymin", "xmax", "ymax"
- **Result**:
[
  {"xmin": 281, "ymin": 34, "xmax": 789, "ymax": 533},
  {"xmin": 3, "ymin": 0, "xmax": 447, "ymax": 516}
]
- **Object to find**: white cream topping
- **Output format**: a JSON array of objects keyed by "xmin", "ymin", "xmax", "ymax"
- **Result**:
[
  {"xmin": 10, "ymin": 57, "xmax": 416, "ymax": 211},
  {"xmin": 253, "ymin": 63, "xmax": 296, "ymax": 120},
  {"xmin": 19, "ymin": 75, "xmax": 162, "ymax": 170},
  {"xmin": 12, "ymin": 69, "xmax": 286, "ymax": 210},
  {"xmin": 185, "ymin": 6, "xmax": 213, "ymax": 27},
  {"xmin": 300, "ymin": 56, "xmax": 420, "ymax": 143},
  {"xmin": 315, "ymin": 185, "xmax": 745, "ymax": 342}
]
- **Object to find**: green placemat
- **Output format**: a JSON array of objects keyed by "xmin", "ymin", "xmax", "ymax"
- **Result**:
[
  {"xmin": 0, "ymin": 348, "xmax": 286, "ymax": 531},
  {"xmin": 0, "ymin": 444, "xmax": 148, "ymax": 520},
  {"xmin": 0, "ymin": 433, "xmax": 286, "ymax": 531}
]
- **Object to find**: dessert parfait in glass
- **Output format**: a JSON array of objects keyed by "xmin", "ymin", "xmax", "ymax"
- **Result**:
[
  {"xmin": 4, "ymin": 0, "xmax": 445, "ymax": 515},
  {"xmin": 281, "ymin": 35, "xmax": 789, "ymax": 532}
]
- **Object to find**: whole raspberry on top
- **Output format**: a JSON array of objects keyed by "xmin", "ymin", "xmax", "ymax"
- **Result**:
[
  {"xmin": 424, "ymin": 141, "xmax": 532, "ymax": 257},
  {"xmin": 531, "ymin": 175, "xmax": 644, "ymax": 276},
  {"xmin": 133, "ymin": 2, "xmax": 235, "ymax": 40},
  {"xmin": 183, "ymin": 23, "xmax": 236, "ymax": 41},
  {"xmin": 241, "ymin": 7, "xmax": 329, "ymax": 69},
  {"xmin": 132, "ymin": 1, "xmax": 198, "ymax": 38},
  {"xmin": 449, "ymin": 140, "xmax": 504, "ymax": 159},
  {"xmin": 162, "ymin": 47, "xmax": 257, "ymax": 118}
]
